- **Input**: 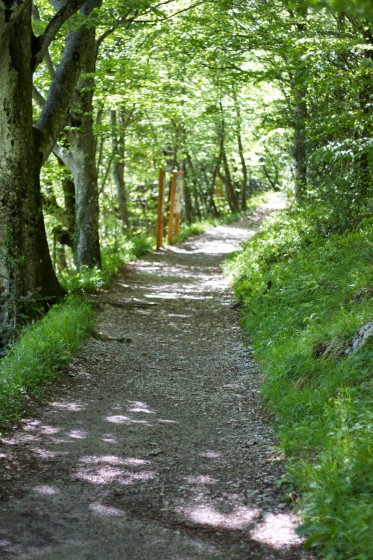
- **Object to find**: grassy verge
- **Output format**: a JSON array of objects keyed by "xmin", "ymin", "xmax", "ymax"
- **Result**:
[
  {"xmin": 0, "ymin": 297, "xmax": 93, "ymax": 430},
  {"xmin": 226, "ymin": 210, "xmax": 373, "ymax": 559}
]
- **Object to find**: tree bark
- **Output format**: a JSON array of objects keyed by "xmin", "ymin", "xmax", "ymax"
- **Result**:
[
  {"xmin": 110, "ymin": 109, "xmax": 131, "ymax": 229},
  {"xmin": 65, "ymin": 2, "xmax": 103, "ymax": 269},
  {"xmin": 0, "ymin": 1, "xmax": 65, "ymax": 338},
  {"xmin": 233, "ymin": 91, "xmax": 248, "ymax": 211}
]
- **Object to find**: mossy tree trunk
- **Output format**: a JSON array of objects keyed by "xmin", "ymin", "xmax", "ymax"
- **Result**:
[{"xmin": 0, "ymin": 1, "xmax": 65, "ymax": 337}]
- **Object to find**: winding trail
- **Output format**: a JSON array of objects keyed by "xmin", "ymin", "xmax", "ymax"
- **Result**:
[{"xmin": 0, "ymin": 195, "xmax": 314, "ymax": 559}]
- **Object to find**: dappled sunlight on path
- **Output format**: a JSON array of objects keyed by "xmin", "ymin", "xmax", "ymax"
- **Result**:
[{"xmin": 0, "ymin": 195, "xmax": 314, "ymax": 559}]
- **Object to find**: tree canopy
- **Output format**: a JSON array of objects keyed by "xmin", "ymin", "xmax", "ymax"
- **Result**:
[{"xmin": 0, "ymin": 0, "xmax": 372, "ymax": 336}]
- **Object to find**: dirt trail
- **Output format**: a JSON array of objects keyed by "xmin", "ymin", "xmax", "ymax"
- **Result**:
[{"xmin": 0, "ymin": 194, "xmax": 314, "ymax": 559}]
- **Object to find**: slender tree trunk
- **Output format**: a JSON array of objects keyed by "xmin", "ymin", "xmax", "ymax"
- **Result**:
[
  {"xmin": 208, "ymin": 159, "xmax": 221, "ymax": 218},
  {"xmin": 185, "ymin": 154, "xmax": 201, "ymax": 221},
  {"xmin": 293, "ymin": 79, "xmax": 308, "ymax": 201},
  {"xmin": 216, "ymin": 110, "xmax": 239, "ymax": 213},
  {"xmin": 233, "ymin": 91, "xmax": 248, "ymax": 210},
  {"xmin": 220, "ymin": 145, "xmax": 239, "ymax": 213},
  {"xmin": 357, "ymin": 26, "xmax": 373, "ymax": 197},
  {"xmin": 69, "ymin": 22, "xmax": 101, "ymax": 269},
  {"xmin": 292, "ymin": 15, "xmax": 308, "ymax": 201},
  {"xmin": 110, "ymin": 110, "xmax": 130, "ymax": 229}
]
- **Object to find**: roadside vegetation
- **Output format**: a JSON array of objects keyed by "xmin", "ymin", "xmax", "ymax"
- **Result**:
[{"xmin": 226, "ymin": 208, "xmax": 373, "ymax": 559}]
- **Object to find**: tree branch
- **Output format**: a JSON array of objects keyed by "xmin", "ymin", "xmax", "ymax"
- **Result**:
[
  {"xmin": 32, "ymin": 85, "xmax": 46, "ymax": 109},
  {"xmin": 32, "ymin": 0, "xmax": 86, "ymax": 71},
  {"xmin": 53, "ymin": 142, "xmax": 74, "ymax": 170}
]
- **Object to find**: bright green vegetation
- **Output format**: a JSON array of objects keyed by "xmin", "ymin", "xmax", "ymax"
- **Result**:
[
  {"xmin": 0, "ymin": 297, "xmax": 93, "ymax": 429},
  {"xmin": 227, "ymin": 210, "xmax": 373, "ymax": 559},
  {"xmin": 59, "ymin": 235, "xmax": 154, "ymax": 293}
]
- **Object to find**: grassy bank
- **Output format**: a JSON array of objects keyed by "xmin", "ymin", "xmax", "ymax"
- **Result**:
[
  {"xmin": 226, "ymin": 210, "xmax": 373, "ymax": 559},
  {"xmin": 59, "ymin": 235, "xmax": 153, "ymax": 293},
  {"xmin": 0, "ymin": 297, "xmax": 93, "ymax": 429}
]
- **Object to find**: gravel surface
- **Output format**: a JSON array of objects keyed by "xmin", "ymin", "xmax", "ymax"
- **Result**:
[{"xmin": 0, "ymin": 195, "xmax": 315, "ymax": 559}]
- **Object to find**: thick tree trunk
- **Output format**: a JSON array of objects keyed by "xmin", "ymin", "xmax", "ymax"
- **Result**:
[
  {"xmin": 0, "ymin": 2, "xmax": 64, "ymax": 338},
  {"xmin": 70, "ymin": 128, "xmax": 101, "ymax": 268}
]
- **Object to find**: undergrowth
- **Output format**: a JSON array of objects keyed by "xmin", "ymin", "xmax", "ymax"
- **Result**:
[
  {"xmin": 59, "ymin": 235, "xmax": 153, "ymax": 293},
  {"xmin": 0, "ymin": 297, "xmax": 93, "ymax": 430},
  {"xmin": 226, "ymin": 208, "xmax": 373, "ymax": 559}
]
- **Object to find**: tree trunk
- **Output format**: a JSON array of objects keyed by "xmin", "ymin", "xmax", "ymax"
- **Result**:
[
  {"xmin": 69, "ymin": 23, "xmax": 101, "ymax": 269},
  {"xmin": 208, "ymin": 160, "xmax": 221, "ymax": 218},
  {"xmin": 357, "ymin": 26, "xmax": 373, "ymax": 198},
  {"xmin": 293, "ymin": 80, "xmax": 308, "ymax": 201},
  {"xmin": 233, "ymin": 90, "xmax": 248, "ymax": 210},
  {"xmin": 220, "ymin": 145, "xmax": 239, "ymax": 213},
  {"xmin": 0, "ymin": 2, "xmax": 64, "ymax": 338},
  {"xmin": 110, "ymin": 110, "xmax": 130, "ymax": 229},
  {"xmin": 292, "ymin": 15, "xmax": 308, "ymax": 201},
  {"xmin": 185, "ymin": 154, "xmax": 201, "ymax": 221}
]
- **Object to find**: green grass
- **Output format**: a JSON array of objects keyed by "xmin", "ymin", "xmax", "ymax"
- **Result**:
[
  {"xmin": 226, "ymin": 210, "xmax": 373, "ymax": 559},
  {"xmin": 0, "ymin": 297, "xmax": 93, "ymax": 429}
]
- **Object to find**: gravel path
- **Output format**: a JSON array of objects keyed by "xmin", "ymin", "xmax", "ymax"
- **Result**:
[{"xmin": 0, "ymin": 195, "xmax": 314, "ymax": 559}]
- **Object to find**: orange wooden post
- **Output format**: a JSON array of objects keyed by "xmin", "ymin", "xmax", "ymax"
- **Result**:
[
  {"xmin": 156, "ymin": 169, "xmax": 165, "ymax": 250},
  {"xmin": 167, "ymin": 170, "xmax": 177, "ymax": 245}
]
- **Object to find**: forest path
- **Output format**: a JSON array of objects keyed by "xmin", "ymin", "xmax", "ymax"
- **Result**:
[{"xmin": 0, "ymin": 194, "xmax": 313, "ymax": 559}]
